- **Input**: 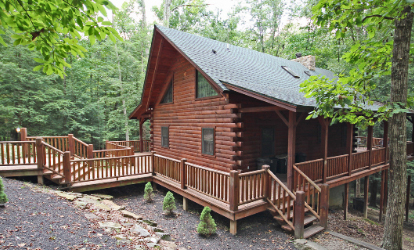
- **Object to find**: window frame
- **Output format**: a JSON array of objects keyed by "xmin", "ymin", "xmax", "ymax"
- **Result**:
[
  {"xmin": 195, "ymin": 70, "xmax": 220, "ymax": 100},
  {"xmin": 159, "ymin": 76, "xmax": 174, "ymax": 105},
  {"xmin": 201, "ymin": 127, "xmax": 215, "ymax": 156},
  {"xmin": 161, "ymin": 126, "xmax": 169, "ymax": 148}
]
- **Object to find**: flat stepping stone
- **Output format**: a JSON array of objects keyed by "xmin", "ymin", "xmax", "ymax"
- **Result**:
[
  {"xmin": 101, "ymin": 200, "xmax": 125, "ymax": 211},
  {"xmin": 99, "ymin": 221, "xmax": 122, "ymax": 230},
  {"xmin": 143, "ymin": 219, "xmax": 157, "ymax": 227},
  {"xmin": 84, "ymin": 213, "xmax": 100, "ymax": 220},
  {"xmin": 91, "ymin": 194, "xmax": 113, "ymax": 200},
  {"xmin": 145, "ymin": 237, "xmax": 159, "ymax": 244},
  {"xmin": 121, "ymin": 210, "xmax": 143, "ymax": 220},
  {"xmin": 155, "ymin": 232, "xmax": 171, "ymax": 241},
  {"xmin": 131, "ymin": 225, "xmax": 150, "ymax": 237},
  {"xmin": 55, "ymin": 191, "xmax": 77, "ymax": 201}
]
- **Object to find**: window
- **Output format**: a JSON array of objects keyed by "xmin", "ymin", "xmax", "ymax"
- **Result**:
[
  {"xmin": 161, "ymin": 81, "xmax": 173, "ymax": 104},
  {"xmin": 262, "ymin": 128, "xmax": 275, "ymax": 157},
  {"xmin": 281, "ymin": 66, "xmax": 300, "ymax": 78},
  {"xmin": 196, "ymin": 71, "xmax": 217, "ymax": 98},
  {"xmin": 202, "ymin": 128, "xmax": 214, "ymax": 155},
  {"xmin": 161, "ymin": 127, "xmax": 169, "ymax": 148}
]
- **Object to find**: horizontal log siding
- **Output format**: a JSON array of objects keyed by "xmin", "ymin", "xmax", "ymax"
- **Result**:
[{"xmin": 152, "ymin": 56, "xmax": 238, "ymax": 172}]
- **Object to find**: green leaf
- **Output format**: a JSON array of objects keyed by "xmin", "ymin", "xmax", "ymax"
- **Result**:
[{"xmin": 33, "ymin": 65, "xmax": 43, "ymax": 71}]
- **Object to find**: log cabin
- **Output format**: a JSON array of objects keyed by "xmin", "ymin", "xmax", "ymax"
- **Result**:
[{"xmin": 128, "ymin": 25, "xmax": 414, "ymax": 237}]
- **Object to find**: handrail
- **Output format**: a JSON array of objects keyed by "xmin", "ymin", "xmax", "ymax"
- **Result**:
[
  {"xmin": 293, "ymin": 165, "xmax": 321, "ymax": 192},
  {"xmin": 70, "ymin": 153, "xmax": 151, "ymax": 162},
  {"xmin": 239, "ymin": 169, "xmax": 265, "ymax": 177},
  {"xmin": 42, "ymin": 142, "xmax": 64, "ymax": 154},
  {"xmin": 73, "ymin": 137, "xmax": 89, "ymax": 147},
  {"xmin": 295, "ymin": 158, "xmax": 323, "ymax": 166},
  {"xmin": 268, "ymin": 169, "xmax": 296, "ymax": 200},
  {"xmin": 154, "ymin": 153, "xmax": 181, "ymax": 163},
  {"xmin": 185, "ymin": 162, "xmax": 230, "ymax": 176},
  {"xmin": 293, "ymin": 165, "xmax": 321, "ymax": 219}
]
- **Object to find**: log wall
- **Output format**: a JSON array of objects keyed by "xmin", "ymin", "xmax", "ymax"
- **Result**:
[{"xmin": 152, "ymin": 54, "xmax": 239, "ymax": 172}]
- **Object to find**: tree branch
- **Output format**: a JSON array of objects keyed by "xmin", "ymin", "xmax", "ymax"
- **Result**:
[{"xmin": 362, "ymin": 15, "xmax": 394, "ymax": 22}]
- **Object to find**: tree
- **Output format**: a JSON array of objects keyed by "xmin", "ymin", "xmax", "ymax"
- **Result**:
[
  {"xmin": 162, "ymin": 191, "xmax": 176, "ymax": 215},
  {"xmin": 197, "ymin": 206, "xmax": 216, "ymax": 236},
  {"xmin": 0, "ymin": 177, "xmax": 8, "ymax": 205},
  {"xmin": 0, "ymin": 0, "xmax": 122, "ymax": 77},
  {"xmin": 301, "ymin": 1, "xmax": 413, "ymax": 249},
  {"xmin": 144, "ymin": 182, "xmax": 153, "ymax": 202}
]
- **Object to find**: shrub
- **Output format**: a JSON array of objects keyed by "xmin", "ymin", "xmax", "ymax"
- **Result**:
[
  {"xmin": 144, "ymin": 182, "xmax": 153, "ymax": 202},
  {"xmin": 162, "ymin": 191, "xmax": 176, "ymax": 215},
  {"xmin": 0, "ymin": 177, "xmax": 8, "ymax": 204},
  {"xmin": 197, "ymin": 206, "xmax": 217, "ymax": 236}
]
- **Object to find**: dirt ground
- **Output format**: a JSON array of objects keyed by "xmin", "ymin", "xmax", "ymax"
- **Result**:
[{"xmin": 310, "ymin": 204, "xmax": 414, "ymax": 250}]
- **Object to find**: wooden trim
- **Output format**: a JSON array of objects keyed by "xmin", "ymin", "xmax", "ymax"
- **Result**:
[
  {"xmin": 275, "ymin": 110, "xmax": 289, "ymax": 126},
  {"xmin": 155, "ymin": 27, "xmax": 225, "ymax": 97},
  {"xmin": 222, "ymin": 82, "xmax": 297, "ymax": 112},
  {"xmin": 195, "ymin": 69, "xmax": 221, "ymax": 100},
  {"xmin": 287, "ymin": 111, "xmax": 296, "ymax": 190},
  {"xmin": 146, "ymin": 38, "xmax": 164, "ymax": 110},
  {"xmin": 239, "ymin": 106, "xmax": 282, "ymax": 113},
  {"xmin": 295, "ymin": 112, "xmax": 307, "ymax": 127},
  {"xmin": 157, "ymin": 72, "xmax": 175, "ymax": 106}
]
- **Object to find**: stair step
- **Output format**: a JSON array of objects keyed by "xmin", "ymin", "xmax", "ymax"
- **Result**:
[
  {"xmin": 43, "ymin": 171, "xmax": 53, "ymax": 175},
  {"xmin": 272, "ymin": 206, "xmax": 310, "ymax": 223},
  {"xmin": 51, "ymin": 175, "xmax": 63, "ymax": 180},
  {"xmin": 280, "ymin": 214, "xmax": 317, "ymax": 232},
  {"xmin": 304, "ymin": 225, "xmax": 324, "ymax": 239}
]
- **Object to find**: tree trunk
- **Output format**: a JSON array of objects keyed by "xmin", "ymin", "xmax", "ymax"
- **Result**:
[
  {"xmin": 382, "ymin": 6, "xmax": 413, "ymax": 250},
  {"xmin": 114, "ymin": 42, "xmax": 129, "ymax": 141},
  {"xmin": 356, "ymin": 179, "xmax": 361, "ymax": 197},
  {"xmin": 164, "ymin": 0, "xmax": 171, "ymax": 28}
]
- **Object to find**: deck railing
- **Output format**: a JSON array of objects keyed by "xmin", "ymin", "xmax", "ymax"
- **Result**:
[
  {"xmin": 107, "ymin": 140, "xmax": 151, "ymax": 152},
  {"xmin": 154, "ymin": 154, "xmax": 181, "ymax": 183},
  {"xmin": 351, "ymin": 151, "xmax": 370, "ymax": 172},
  {"xmin": 327, "ymin": 154, "xmax": 349, "ymax": 179},
  {"xmin": 185, "ymin": 162, "xmax": 230, "ymax": 204},
  {"xmin": 27, "ymin": 136, "xmax": 69, "ymax": 152},
  {"xmin": 0, "ymin": 141, "xmax": 37, "ymax": 165},
  {"xmin": 42, "ymin": 142, "xmax": 64, "ymax": 177},
  {"xmin": 239, "ymin": 169, "xmax": 266, "ymax": 205},
  {"xmin": 69, "ymin": 153, "xmax": 152, "ymax": 183},
  {"xmin": 293, "ymin": 165, "xmax": 322, "ymax": 219},
  {"xmin": 73, "ymin": 137, "xmax": 89, "ymax": 159},
  {"xmin": 295, "ymin": 159, "xmax": 323, "ymax": 183}
]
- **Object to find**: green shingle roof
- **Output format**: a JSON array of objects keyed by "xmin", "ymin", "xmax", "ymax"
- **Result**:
[{"xmin": 157, "ymin": 25, "xmax": 336, "ymax": 108}]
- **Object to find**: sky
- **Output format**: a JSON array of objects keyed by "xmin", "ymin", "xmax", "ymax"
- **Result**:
[{"xmin": 110, "ymin": 0, "xmax": 238, "ymax": 24}]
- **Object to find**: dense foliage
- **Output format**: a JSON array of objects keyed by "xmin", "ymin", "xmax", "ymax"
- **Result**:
[
  {"xmin": 144, "ymin": 182, "xmax": 153, "ymax": 202},
  {"xmin": 0, "ymin": 177, "xmax": 8, "ymax": 204},
  {"xmin": 162, "ymin": 191, "xmax": 176, "ymax": 215}
]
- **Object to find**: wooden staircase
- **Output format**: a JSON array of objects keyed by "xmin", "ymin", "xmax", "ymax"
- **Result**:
[{"xmin": 265, "ymin": 168, "xmax": 328, "ymax": 239}]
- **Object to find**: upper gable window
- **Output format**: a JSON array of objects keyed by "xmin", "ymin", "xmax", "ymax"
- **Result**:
[
  {"xmin": 161, "ymin": 81, "xmax": 173, "ymax": 104},
  {"xmin": 196, "ymin": 71, "xmax": 217, "ymax": 98}
]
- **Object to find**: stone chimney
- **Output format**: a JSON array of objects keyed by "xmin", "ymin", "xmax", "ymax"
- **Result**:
[{"xmin": 291, "ymin": 55, "xmax": 316, "ymax": 71}]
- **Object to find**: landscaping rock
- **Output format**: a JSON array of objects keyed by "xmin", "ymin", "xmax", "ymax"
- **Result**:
[
  {"xmin": 131, "ymin": 224, "xmax": 150, "ymax": 237},
  {"xmin": 121, "ymin": 210, "xmax": 143, "ymax": 220},
  {"xmin": 147, "ymin": 243, "xmax": 159, "ymax": 248},
  {"xmin": 145, "ymin": 237, "xmax": 159, "ymax": 244},
  {"xmin": 294, "ymin": 239, "xmax": 327, "ymax": 250},
  {"xmin": 84, "ymin": 213, "xmax": 100, "ymax": 220},
  {"xmin": 101, "ymin": 199, "xmax": 125, "ymax": 210},
  {"xmin": 152, "ymin": 227, "xmax": 164, "ymax": 233},
  {"xmin": 98, "ymin": 221, "xmax": 122, "ymax": 230},
  {"xmin": 55, "ymin": 191, "xmax": 77, "ymax": 201},
  {"xmin": 143, "ymin": 219, "xmax": 157, "ymax": 227},
  {"xmin": 160, "ymin": 240, "xmax": 178, "ymax": 250},
  {"xmin": 91, "ymin": 194, "xmax": 113, "ymax": 200},
  {"xmin": 155, "ymin": 232, "xmax": 171, "ymax": 241}
]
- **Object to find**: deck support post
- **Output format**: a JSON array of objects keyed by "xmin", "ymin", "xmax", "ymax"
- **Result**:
[
  {"xmin": 344, "ymin": 183, "xmax": 349, "ymax": 220},
  {"xmin": 35, "ymin": 138, "xmax": 44, "ymax": 185},
  {"xmin": 379, "ymin": 170, "xmax": 385, "ymax": 221},
  {"xmin": 367, "ymin": 126, "xmax": 373, "ymax": 169},
  {"xmin": 181, "ymin": 158, "xmax": 187, "ymax": 190},
  {"xmin": 230, "ymin": 220, "xmax": 237, "ymax": 235},
  {"xmin": 68, "ymin": 134, "xmax": 74, "ymax": 156},
  {"xmin": 87, "ymin": 144, "xmax": 93, "ymax": 159},
  {"xmin": 63, "ymin": 151, "xmax": 71, "ymax": 185},
  {"xmin": 318, "ymin": 118, "xmax": 329, "ymax": 184},
  {"xmin": 320, "ymin": 184, "xmax": 329, "ymax": 228},
  {"xmin": 229, "ymin": 170, "xmax": 239, "ymax": 212},
  {"xmin": 294, "ymin": 191, "xmax": 305, "ymax": 239},
  {"xmin": 139, "ymin": 119, "xmax": 144, "ymax": 152},
  {"xmin": 363, "ymin": 176, "xmax": 369, "ymax": 218},
  {"xmin": 151, "ymin": 151, "xmax": 157, "ymax": 190},
  {"xmin": 183, "ymin": 197, "xmax": 188, "ymax": 211},
  {"xmin": 406, "ymin": 175, "xmax": 411, "ymax": 222},
  {"xmin": 287, "ymin": 111, "xmax": 296, "ymax": 190}
]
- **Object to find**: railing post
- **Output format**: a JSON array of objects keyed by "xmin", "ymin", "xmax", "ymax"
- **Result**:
[
  {"xmin": 35, "ymin": 138, "xmax": 44, "ymax": 185},
  {"xmin": 63, "ymin": 151, "xmax": 71, "ymax": 185},
  {"xmin": 229, "ymin": 170, "xmax": 239, "ymax": 212},
  {"xmin": 320, "ymin": 184, "xmax": 329, "ymax": 228},
  {"xmin": 87, "ymin": 144, "xmax": 93, "ymax": 159},
  {"xmin": 68, "ymin": 134, "xmax": 74, "ymax": 156},
  {"xmin": 294, "ymin": 191, "xmax": 305, "ymax": 239},
  {"xmin": 151, "ymin": 151, "xmax": 156, "ymax": 175},
  {"xmin": 181, "ymin": 158, "xmax": 187, "ymax": 190},
  {"xmin": 367, "ymin": 126, "xmax": 373, "ymax": 169},
  {"xmin": 139, "ymin": 119, "xmax": 144, "ymax": 153},
  {"xmin": 21, "ymin": 128, "xmax": 27, "ymax": 141},
  {"xmin": 262, "ymin": 165, "xmax": 270, "ymax": 199}
]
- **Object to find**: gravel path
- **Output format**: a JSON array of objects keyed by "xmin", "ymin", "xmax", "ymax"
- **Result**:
[
  {"xmin": 0, "ymin": 177, "xmax": 123, "ymax": 250},
  {"xmin": 95, "ymin": 183, "xmax": 297, "ymax": 250}
]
